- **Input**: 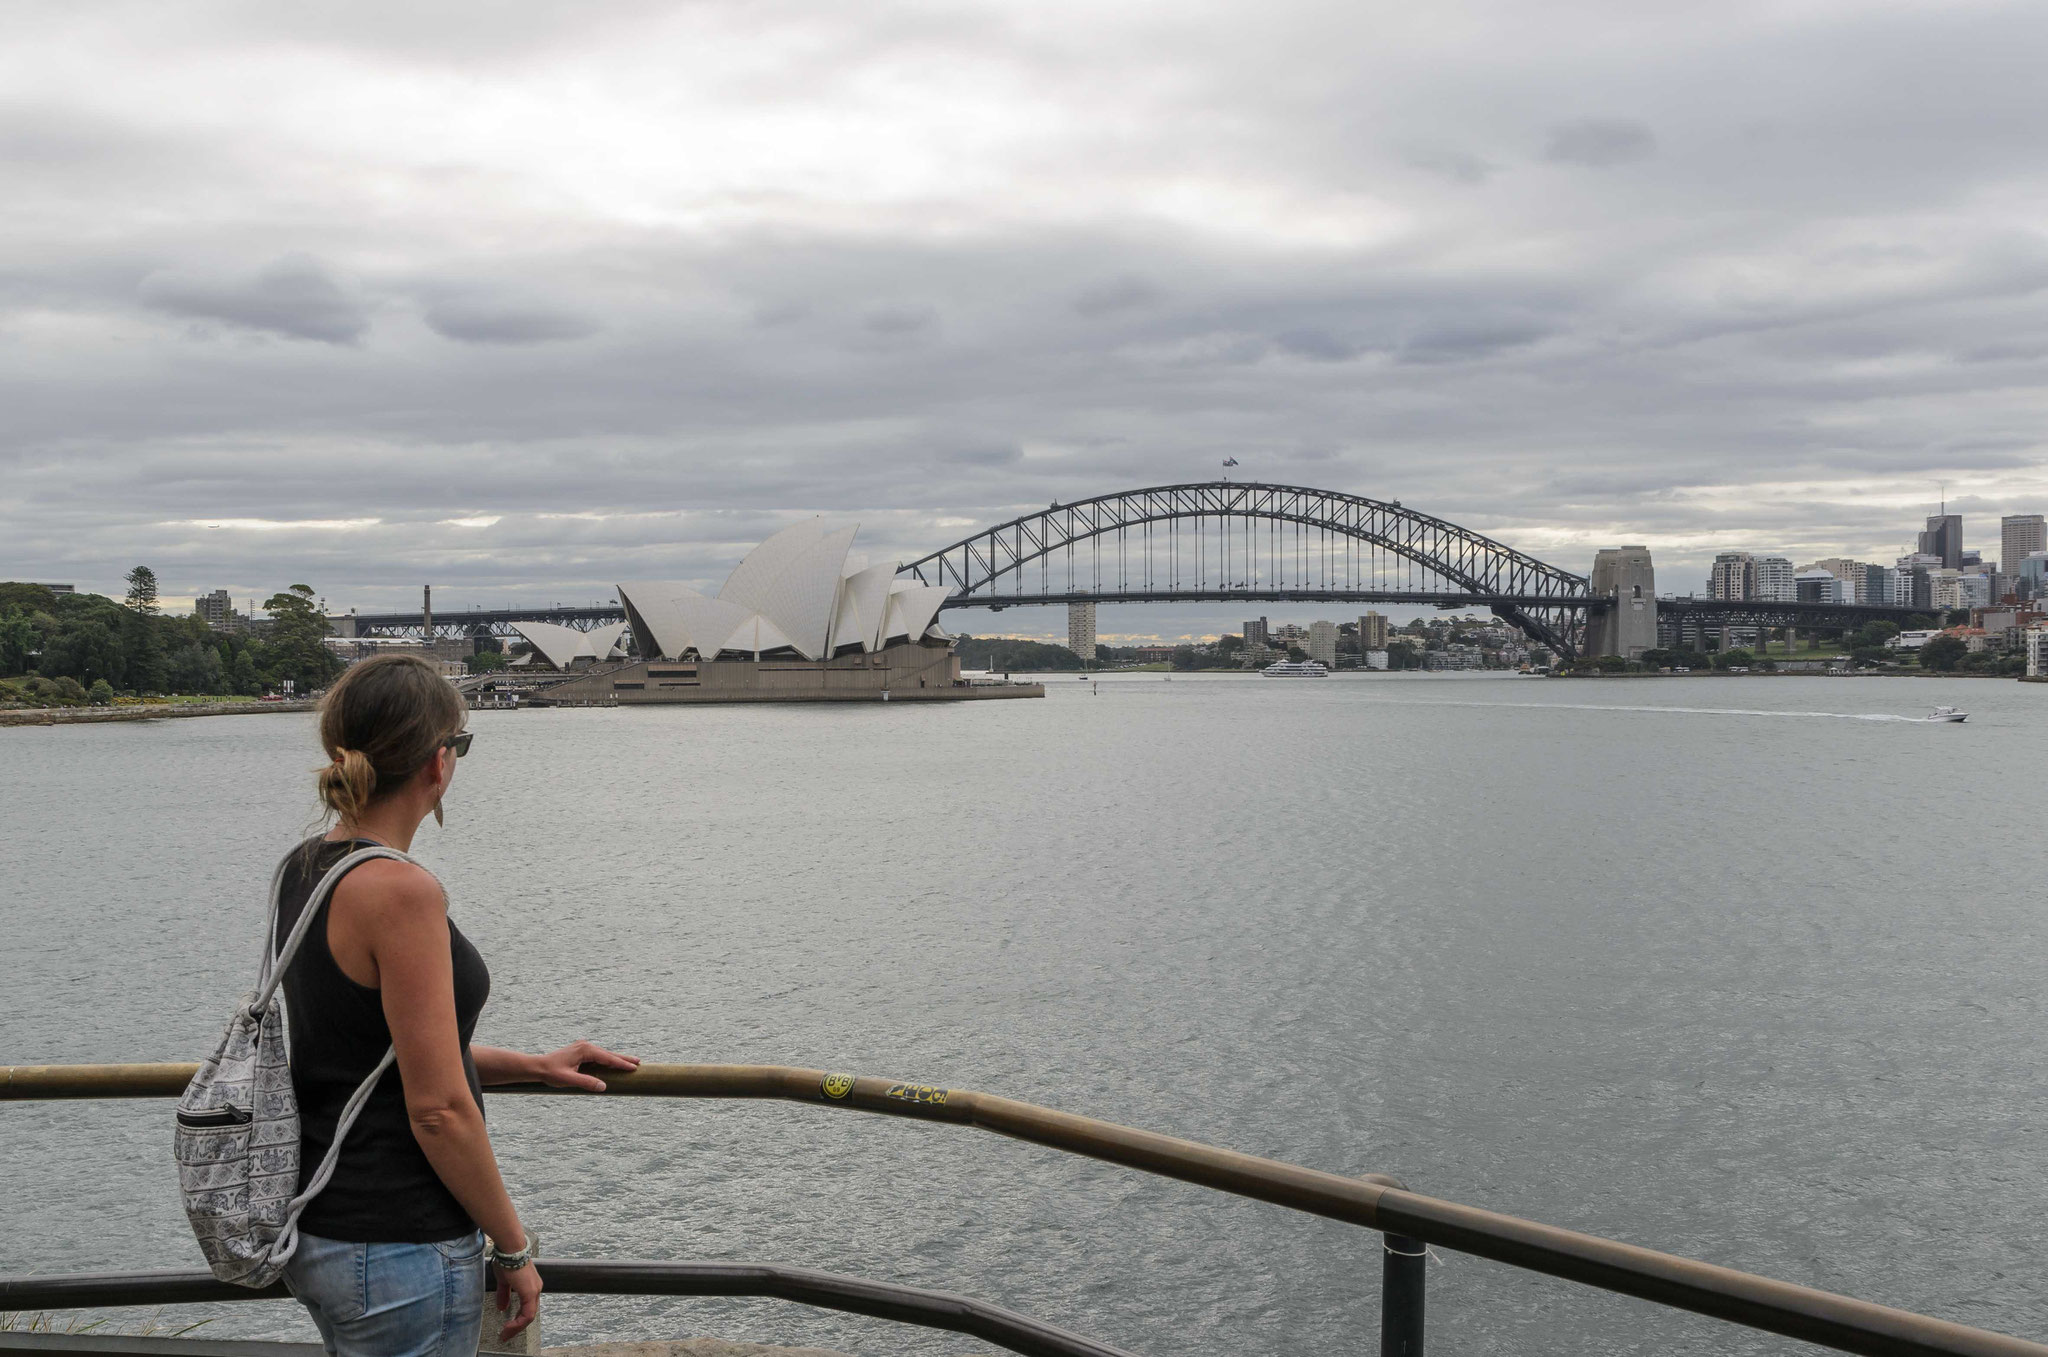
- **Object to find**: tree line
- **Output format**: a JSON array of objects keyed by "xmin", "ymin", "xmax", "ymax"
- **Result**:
[{"xmin": 0, "ymin": 569, "xmax": 344, "ymax": 707}]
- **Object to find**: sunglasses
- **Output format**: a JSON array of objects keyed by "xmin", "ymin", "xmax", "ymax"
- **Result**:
[{"xmin": 442, "ymin": 731, "xmax": 474, "ymax": 758}]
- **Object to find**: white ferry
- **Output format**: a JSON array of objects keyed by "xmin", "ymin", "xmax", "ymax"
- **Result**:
[{"xmin": 1261, "ymin": 659, "xmax": 1330, "ymax": 678}]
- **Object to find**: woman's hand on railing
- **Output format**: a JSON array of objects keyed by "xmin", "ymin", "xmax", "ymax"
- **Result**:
[
  {"xmin": 529, "ymin": 1040, "xmax": 640, "ymax": 1092},
  {"xmin": 496, "ymin": 1261, "xmax": 543, "ymax": 1339}
]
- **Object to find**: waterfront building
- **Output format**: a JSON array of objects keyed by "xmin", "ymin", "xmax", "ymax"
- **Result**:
[
  {"xmin": 1363, "ymin": 649, "xmax": 1388, "ymax": 670},
  {"xmin": 1067, "ymin": 602, "xmax": 1097, "ymax": 664},
  {"xmin": 1359, "ymin": 611, "xmax": 1387, "ymax": 650},
  {"xmin": 2029, "ymin": 626, "xmax": 2048, "ymax": 678},
  {"xmin": 510, "ymin": 620, "xmax": 631, "ymax": 671},
  {"xmin": 1708, "ymin": 552, "xmax": 1753, "ymax": 600},
  {"xmin": 2003, "ymin": 516, "xmax": 2044, "ymax": 585},
  {"xmin": 1751, "ymin": 556, "xmax": 1795, "ymax": 603},
  {"xmin": 1307, "ymin": 620, "xmax": 1337, "ymax": 668},
  {"xmin": 1919, "ymin": 513, "xmax": 1963, "ymax": 570},
  {"xmin": 1240, "ymin": 642, "xmax": 1282, "ymax": 667},
  {"xmin": 545, "ymin": 523, "xmax": 1039, "ymax": 705},
  {"xmin": 1422, "ymin": 645, "xmax": 1484, "ymax": 670},
  {"xmin": 1929, "ymin": 568, "xmax": 1964, "ymax": 612},
  {"xmin": 1243, "ymin": 617, "xmax": 1270, "ymax": 648}
]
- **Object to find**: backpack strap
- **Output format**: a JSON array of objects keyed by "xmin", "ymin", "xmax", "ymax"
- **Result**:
[
  {"xmin": 253, "ymin": 845, "xmax": 417, "ymax": 1014},
  {"xmin": 253, "ymin": 844, "xmax": 422, "ymax": 1270}
]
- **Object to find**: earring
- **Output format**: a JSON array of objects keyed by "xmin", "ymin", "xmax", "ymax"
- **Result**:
[{"xmin": 433, "ymin": 797, "xmax": 445, "ymax": 828}]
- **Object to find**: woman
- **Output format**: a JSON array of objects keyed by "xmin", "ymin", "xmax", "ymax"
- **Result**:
[{"xmin": 276, "ymin": 653, "xmax": 637, "ymax": 1356}]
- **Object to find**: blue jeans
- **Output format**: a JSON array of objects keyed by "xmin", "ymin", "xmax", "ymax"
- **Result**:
[{"xmin": 284, "ymin": 1230, "xmax": 485, "ymax": 1357}]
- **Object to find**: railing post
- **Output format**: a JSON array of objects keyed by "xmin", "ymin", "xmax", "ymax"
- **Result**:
[{"xmin": 1363, "ymin": 1174, "xmax": 1424, "ymax": 1356}]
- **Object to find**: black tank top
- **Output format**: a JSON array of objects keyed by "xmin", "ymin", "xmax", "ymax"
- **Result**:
[{"xmin": 274, "ymin": 837, "xmax": 491, "ymax": 1243}]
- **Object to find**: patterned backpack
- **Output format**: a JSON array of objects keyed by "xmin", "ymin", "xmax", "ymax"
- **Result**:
[{"xmin": 175, "ymin": 845, "xmax": 408, "ymax": 1286}]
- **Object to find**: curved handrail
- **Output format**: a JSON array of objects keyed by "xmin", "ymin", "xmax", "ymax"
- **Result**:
[
  {"xmin": 0, "ymin": 1259, "xmax": 1138, "ymax": 1357},
  {"xmin": 4, "ymin": 1060, "xmax": 2042, "ymax": 1357}
]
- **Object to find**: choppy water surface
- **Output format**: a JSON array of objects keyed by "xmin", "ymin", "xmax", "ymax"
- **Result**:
[{"xmin": 4, "ymin": 674, "xmax": 2046, "ymax": 1355}]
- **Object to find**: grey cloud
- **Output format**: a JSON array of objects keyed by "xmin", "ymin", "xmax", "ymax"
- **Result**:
[
  {"xmin": 1074, "ymin": 274, "xmax": 1161, "ymax": 317},
  {"xmin": 137, "ymin": 254, "xmax": 369, "ymax": 344},
  {"xmin": 862, "ymin": 305, "xmax": 938, "ymax": 335},
  {"xmin": 11, "ymin": 3, "xmax": 2048, "ymax": 616},
  {"xmin": 1403, "ymin": 148, "xmax": 1498, "ymax": 184},
  {"xmin": 419, "ymin": 295, "xmax": 601, "ymax": 345},
  {"xmin": 1543, "ymin": 118, "xmax": 1657, "ymax": 167}
]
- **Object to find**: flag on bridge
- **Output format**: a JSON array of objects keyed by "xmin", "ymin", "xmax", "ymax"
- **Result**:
[{"xmin": 1221, "ymin": 457, "xmax": 1239, "ymax": 467}]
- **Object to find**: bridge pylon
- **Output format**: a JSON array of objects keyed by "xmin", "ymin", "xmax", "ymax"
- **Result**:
[{"xmin": 1585, "ymin": 547, "xmax": 1656, "ymax": 659}]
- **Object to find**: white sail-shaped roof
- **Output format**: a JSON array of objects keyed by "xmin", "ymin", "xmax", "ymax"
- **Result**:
[
  {"xmin": 718, "ymin": 521, "xmax": 831, "ymax": 613},
  {"xmin": 617, "ymin": 522, "xmax": 953, "ymax": 665},
  {"xmin": 743, "ymin": 525, "xmax": 856, "ymax": 660},
  {"xmin": 512, "ymin": 620, "xmax": 633, "ymax": 669},
  {"xmin": 616, "ymin": 584, "xmax": 752, "ymax": 661},
  {"xmin": 706, "ymin": 613, "xmax": 798, "ymax": 659},
  {"xmin": 830, "ymin": 560, "xmax": 899, "ymax": 654},
  {"xmin": 880, "ymin": 582, "xmax": 951, "ymax": 646}
]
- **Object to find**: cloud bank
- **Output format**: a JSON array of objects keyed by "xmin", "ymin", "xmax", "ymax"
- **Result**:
[{"xmin": 5, "ymin": 0, "xmax": 2048, "ymax": 637}]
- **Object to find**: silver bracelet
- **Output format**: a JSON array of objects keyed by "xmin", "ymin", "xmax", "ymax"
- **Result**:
[{"xmin": 488, "ymin": 1230, "xmax": 536, "ymax": 1272}]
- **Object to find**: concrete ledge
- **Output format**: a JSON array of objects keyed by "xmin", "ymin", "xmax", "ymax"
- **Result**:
[{"xmin": 0, "ymin": 701, "xmax": 316, "ymax": 728}]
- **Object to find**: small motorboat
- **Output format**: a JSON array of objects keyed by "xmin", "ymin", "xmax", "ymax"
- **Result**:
[{"xmin": 1929, "ymin": 706, "xmax": 1968, "ymax": 723}]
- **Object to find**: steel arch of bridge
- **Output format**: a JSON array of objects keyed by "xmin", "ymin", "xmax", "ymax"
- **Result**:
[{"xmin": 899, "ymin": 481, "xmax": 1598, "ymax": 657}]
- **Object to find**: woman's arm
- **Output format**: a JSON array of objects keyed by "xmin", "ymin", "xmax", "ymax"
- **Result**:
[
  {"xmin": 473, "ymin": 1042, "xmax": 640, "ymax": 1089},
  {"xmin": 361, "ymin": 866, "xmax": 526, "ymax": 1252}
]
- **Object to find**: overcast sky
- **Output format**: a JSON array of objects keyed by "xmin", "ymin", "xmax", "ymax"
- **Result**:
[{"xmin": 7, "ymin": 0, "xmax": 2048, "ymax": 640}]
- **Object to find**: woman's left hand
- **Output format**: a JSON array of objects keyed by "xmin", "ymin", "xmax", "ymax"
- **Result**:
[{"xmin": 530, "ymin": 1040, "xmax": 641, "ymax": 1091}]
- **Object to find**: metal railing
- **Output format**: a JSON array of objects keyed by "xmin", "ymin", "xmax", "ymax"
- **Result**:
[{"xmin": 4, "ymin": 1060, "xmax": 2044, "ymax": 1357}]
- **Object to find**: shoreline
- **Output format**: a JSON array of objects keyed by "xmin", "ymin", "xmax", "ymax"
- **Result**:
[{"xmin": 0, "ymin": 699, "xmax": 318, "ymax": 728}]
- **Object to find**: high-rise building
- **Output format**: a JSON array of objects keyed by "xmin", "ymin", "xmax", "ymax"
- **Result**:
[
  {"xmin": 1919, "ymin": 513, "xmax": 1963, "ymax": 570},
  {"xmin": 1929, "ymin": 568, "xmax": 1964, "ymax": 611},
  {"xmin": 1067, "ymin": 602, "xmax": 1096, "ymax": 662},
  {"xmin": 1359, "ymin": 611, "xmax": 1388, "ymax": 650},
  {"xmin": 1708, "ymin": 552, "xmax": 1754, "ymax": 600},
  {"xmin": 2022, "ymin": 551, "xmax": 2048, "ymax": 601},
  {"xmin": 1804, "ymin": 558, "xmax": 1867, "ymax": 604},
  {"xmin": 1960, "ymin": 573, "xmax": 1993, "ymax": 609},
  {"xmin": 1307, "ymin": 620, "xmax": 1338, "ymax": 668},
  {"xmin": 2003, "ymin": 515, "xmax": 2045, "ymax": 583},
  {"xmin": 1795, "ymin": 570, "xmax": 1848, "ymax": 605},
  {"xmin": 195, "ymin": 588, "xmax": 233, "ymax": 628},
  {"xmin": 1243, "ymin": 617, "xmax": 1269, "ymax": 648},
  {"xmin": 1751, "ymin": 556, "xmax": 1795, "ymax": 603}
]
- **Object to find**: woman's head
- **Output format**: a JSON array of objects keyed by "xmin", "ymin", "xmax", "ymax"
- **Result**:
[{"xmin": 315, "ymin": 653, "xmax": 467, "ymax": 826}]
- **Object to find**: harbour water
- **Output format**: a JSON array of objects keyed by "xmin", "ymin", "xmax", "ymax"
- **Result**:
[{"xmin": 3, "ymin": 674, "xmax": 2044, "ymax": 1354}]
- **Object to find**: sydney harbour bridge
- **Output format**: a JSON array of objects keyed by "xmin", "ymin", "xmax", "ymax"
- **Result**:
[{"xmin": 341, "ymin": 481, "xmax": 1926, "ymax": 661}]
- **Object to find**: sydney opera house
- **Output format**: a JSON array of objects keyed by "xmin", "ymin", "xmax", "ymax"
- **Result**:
[{"xmin": 538, "ymin": 522, "xmax": 1039, "ymax": 703}]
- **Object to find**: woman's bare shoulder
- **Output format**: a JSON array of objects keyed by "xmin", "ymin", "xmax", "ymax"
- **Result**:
[{"xmin": 333, "ymin": 856, "xmax": 446, "ymax": 921}]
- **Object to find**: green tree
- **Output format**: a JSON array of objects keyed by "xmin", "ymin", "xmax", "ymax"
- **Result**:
[
  {"xmin": 1712, "ymin": 648, "xmax": 1754, "ymax": 670},
  {"xmin": 1285, "ymin": 644, "xmax": 1308, "ymax": 662},
  {"xmin": 469, "ymin": 649, "xmax": 507, "ymax": 673},
  {"xmin": 1384, "ymin": 640, "xmax": 1421, "ymax": 670},
  {"xmin": 1919, "ymin": 635, "xmax": 1968, "ymax": 671},
  {"xmin": 1215, "ymin": 634, "xmax": 1243, "ymax": 659},
  {"xmin": 87, "ymin": 678, "xmax": 114, "ymax": 704},
  {"xmin": 124, "ymin": 566, "xmax": 159, "ymax": 615},
  {"xmin": 39, "ymin": 619, "xmax": 124, "ymax": 687},
  {"xmin": 0, "ymin": 611, "xmax": 35, "ymax": 676},
  {"xmin": 259, "ymin": 584, "xmax": 342, "ymax": 692}
]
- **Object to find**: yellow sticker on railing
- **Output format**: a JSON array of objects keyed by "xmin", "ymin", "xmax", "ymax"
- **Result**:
[
  {"xmin": 884, "ymin": 1083, "xmax": 948, "ymax": 1107},
  {"xmin": 821, "ymin": 1073, "xmax": 855, "ymax": 1100}
]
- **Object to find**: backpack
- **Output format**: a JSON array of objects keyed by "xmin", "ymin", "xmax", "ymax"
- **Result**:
[{"xmin": 175, "ymin": 845, "xmax": 410, "ymax": 1286}]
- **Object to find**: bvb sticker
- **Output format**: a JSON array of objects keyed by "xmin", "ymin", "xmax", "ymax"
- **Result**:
[{"xmin": 821, "ymin": 1073, "xmax": 856, "ymax": 1101}]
